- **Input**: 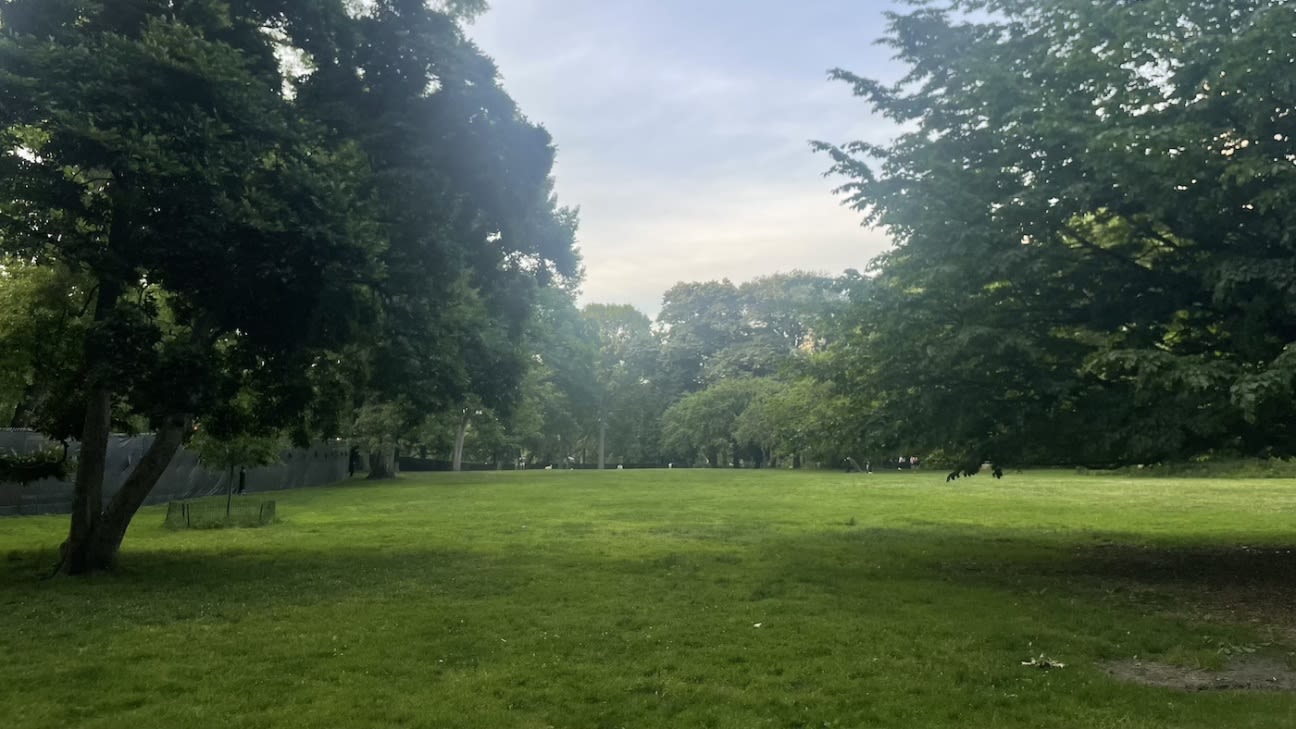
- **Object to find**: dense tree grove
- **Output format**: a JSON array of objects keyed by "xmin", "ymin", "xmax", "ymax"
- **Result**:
[
  {"xmin": 415, "ymin": 271, "xmax": 841, "ymax": 471},
  {"xmin": 816, "ymin": 0, "xmax": 1296, "ymax": 470},
  {"xmin": 3, "ymin": 0, "xmax": 1293, "ymax": 573}
]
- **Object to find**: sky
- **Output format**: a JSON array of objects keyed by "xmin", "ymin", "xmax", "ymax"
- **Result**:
[{"xmin": 466, "ymin": 0, "xmax": 907, "ymax": 316}]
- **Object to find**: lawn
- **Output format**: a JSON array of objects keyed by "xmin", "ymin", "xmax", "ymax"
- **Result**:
[{"xmin": 3, "ymin": 469, "xmax": 1296, "ymax": 728}]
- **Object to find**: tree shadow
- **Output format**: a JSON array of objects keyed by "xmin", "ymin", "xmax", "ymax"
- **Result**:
[{"xmin": 790, "ymin": 524, "xmax": 1296, "ymax": 640}]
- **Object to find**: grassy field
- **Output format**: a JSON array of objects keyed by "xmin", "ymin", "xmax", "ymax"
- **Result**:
[{"xmin": 3, "ymin": 469, "xmax": 1296, "ymax": 728}]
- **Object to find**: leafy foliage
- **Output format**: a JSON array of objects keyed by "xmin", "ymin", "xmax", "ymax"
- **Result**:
[
  {"xmin": 0, "ymin": 446, "xmax": 72, "ymax": 485},
  {"xmin": 817, "ymin": 0, "xmax": 1296, "ymax": 467}
]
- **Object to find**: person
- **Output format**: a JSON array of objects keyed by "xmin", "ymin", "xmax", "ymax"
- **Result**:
[
  {"xmin": 348, "ymin": 446, "xmax": 361, "ymax": 477},
  {"xmin": 236, "ymin": 466, "xmax": 247, "ymax": 495}
]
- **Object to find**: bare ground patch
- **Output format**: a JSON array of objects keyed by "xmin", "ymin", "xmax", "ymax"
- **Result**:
[
  {"xmin": 1104, "ymin": 656, "xmax": 1296, "ymax": 692},
  {"xmin": 1071, "ymin": 544, "xmax": 1296, "ymax": 642}
]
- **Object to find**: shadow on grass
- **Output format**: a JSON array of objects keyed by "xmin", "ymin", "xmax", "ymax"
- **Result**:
[
  {"xmin": 812, "ymin": 523, "xmax": 1296, "ymax": 589},
  {"xmin": 1065, "ymin": 542, "xmax": 1296, "ymax": 588},
  {"xmin": 8, "ymin": 520, "xmax": 1296, "ymax": 641},
  {"xmin": 0, "ymin": 544, "xmax": 538, "ymax": 616},
  {"xmin": 804, "ymin": 524, "xmax": 1296, "ymax": 640}
]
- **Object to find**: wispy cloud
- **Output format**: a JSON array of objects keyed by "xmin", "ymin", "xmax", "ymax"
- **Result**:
[{"xmin": 469, "ymin": 0, "xmax": 903, "ymax": 314}]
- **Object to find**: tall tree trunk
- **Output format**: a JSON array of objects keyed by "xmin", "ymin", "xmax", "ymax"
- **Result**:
[
  {"xmin": 87, "ymin": 414, "xmax": 188, "ymax": 569},
  {"xmin": 59, "ymin": 278, "xmax": 122, "ymax": 575},
  {"xmin": 225, "ymin": 464, "xmax": 235, "ymax": 520},
  {"xmin": 598, "ymin": 418, "xmax": 607, "ymax": 469},
  {"xmin": 452, "ymin": 412, "xmax": 469, "ymax": 472},
  {"xmin": 60, "ymin": 386, "xmax": 113, "ymax": 574},
  {"xmin": 61, "ymin": 413, "xmax": 188, "ymax": 573}
]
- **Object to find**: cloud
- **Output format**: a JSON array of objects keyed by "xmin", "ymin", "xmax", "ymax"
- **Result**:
[
  {"xmin": 469, "ymin": 0, "xmax": 903, "ymax": 316},
  {"xmin": 574, "ymin": 176, "xmax": 889, "ymax": 314}
]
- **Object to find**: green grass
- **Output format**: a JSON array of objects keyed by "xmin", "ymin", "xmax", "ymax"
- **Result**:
[{"xmin": 3, "ymin": 469, "xmax": 1296, "ymax": 728}]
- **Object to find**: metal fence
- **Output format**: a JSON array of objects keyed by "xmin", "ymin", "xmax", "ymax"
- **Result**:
[
  {"xmin": 1, "ymin": 429, "xmax": 348, "ymax": 516},
  {"xmin": 164, "ymin": 499, "xmax": 276, "ymax": 529}
]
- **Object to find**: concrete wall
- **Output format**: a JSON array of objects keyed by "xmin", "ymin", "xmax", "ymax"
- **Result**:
[{"xmin": 0, "ymin": 429, "xmax": 349, "ymax": 516}]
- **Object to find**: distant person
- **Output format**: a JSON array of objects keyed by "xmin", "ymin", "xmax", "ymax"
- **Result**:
[
  {"xmin": 237, "ymin": 467, "xmax": 247, "ymax": 494},
  {"xmin": 348, "ymin": 446, "xmax": 361, "ymax": 477}
]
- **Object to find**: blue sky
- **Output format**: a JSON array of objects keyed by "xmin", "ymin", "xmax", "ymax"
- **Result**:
[{"xmin": 467, "ymin": 0, "xmax": 906, "ymax": 315}]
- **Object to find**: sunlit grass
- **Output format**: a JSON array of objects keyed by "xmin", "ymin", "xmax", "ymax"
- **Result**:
[{"xmin": 3, "ymin": 469, "xmax": 1296, "ymax": 728}]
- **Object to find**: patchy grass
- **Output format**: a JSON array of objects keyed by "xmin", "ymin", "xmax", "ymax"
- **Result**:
[{"xmin": 3, "ymin": 469, "xmax": 1296, "ymax": 728}]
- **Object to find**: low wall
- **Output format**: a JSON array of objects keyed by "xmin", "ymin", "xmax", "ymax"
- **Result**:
[{"xmin": 0, "ymin": 429, "xmax": 349, "ymax": 516}]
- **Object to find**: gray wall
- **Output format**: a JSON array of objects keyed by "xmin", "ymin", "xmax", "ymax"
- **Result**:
[{"xmin": 0, "ymin": 429, "xmax": 350, "ymax": 516}]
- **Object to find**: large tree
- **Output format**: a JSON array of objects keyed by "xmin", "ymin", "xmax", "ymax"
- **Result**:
[
  {"xmin": 0, "ymin": 0, "xmax": 379, "ymax": 572},
  {"xmin": 280, "ymin": 0, "xmax": 580, "ymax": 477},
  {"xmin": 818, "ymin": 0, "xmax": 1296, "ymax": 469},
  {"xmin": 583, "ymin": 303, "xmax": 662, "ymax": 467},
  {"xmin": 0, "ymin": 0, "xmax": 577, "ymax": 571}
]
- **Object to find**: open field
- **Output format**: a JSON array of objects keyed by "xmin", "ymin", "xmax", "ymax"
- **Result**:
[{"xmin": 3, "ymin": 469, "xmax": 1296, "ymax": 728}]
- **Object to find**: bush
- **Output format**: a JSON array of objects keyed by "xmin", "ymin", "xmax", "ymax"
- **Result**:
[{"xmin": 0, "ymin": 447, "xmax": 74, "ymax": 485}]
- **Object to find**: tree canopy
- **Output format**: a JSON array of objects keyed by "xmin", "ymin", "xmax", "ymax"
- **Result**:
[
  {"xmin": 0, "ymin": 0, "xmax": 579, "ymax": 572},
  {"xmin": 816, "ymin": 0, "xmax": 1296, "ymax": 469}
]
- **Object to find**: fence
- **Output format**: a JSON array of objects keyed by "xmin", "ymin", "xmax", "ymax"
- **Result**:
[
  {"xmin": 164, "ymin": 499, "xmax": 277, "ymax": 529},
  {"xmin": 0, "ymin": 429, "xmax": 348, "ymax": 516},
  {"xmin": 397, "ymin": 456, "xmax": 677, "ymax": 472}
]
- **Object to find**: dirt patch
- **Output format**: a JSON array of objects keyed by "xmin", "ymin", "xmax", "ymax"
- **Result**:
[
  {"xmin": 1104, "ymin": 656, "xmax": 1296, "ymax": 692},
  {"xmin": 1071, "ymin": 544, "xmax": 1296, "ymax": 645}
]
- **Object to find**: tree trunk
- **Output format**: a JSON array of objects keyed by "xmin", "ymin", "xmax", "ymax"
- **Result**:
[
  {"xmin": 62, "ymin": 413, "xmax": 187, "ymax": 573},
  {"xmin": 598, "ymin": 419, "xmax": 607, "ymax": 469},
  {"xmin": 452, "ymin": 413, "xmax": 469, "ymax": 472},
  {"xmin": 368, "ymin": 444, "xmax": 396, "ymax": 479},
  {"xmin": 225, "ymin": 464, "xmax": 235, "ymax": 520},
  {"xmin": 91, "ymin": 414, "xmax": 188, "ymax": 566},
  {"xmin": 60, "ymin": 386, "xmax": 113, "ymax": 575},
  {"xmin": 59, "ymin": 278, "xmax": 123, "ymax": 575}
]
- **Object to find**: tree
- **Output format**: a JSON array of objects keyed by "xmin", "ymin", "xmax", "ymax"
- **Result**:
[
  {"xmin": 189, "ymin": 429, "xmax": 285, "ymax": 520},
  {"xmin": 284, "ymin": 0, "xmax": 581, "ymax": 475},
  {"xmin": 661, "ymin": 378, "xmax": 775, "ymax": 468},
  {"xmin": 0, "ymin": 257, "xmax": 90, "ymax": 432},
  {"xmin": 583, "ymin": 303, "xmax": 662, "ymax": 467},
  {"xmin": 509, "ymin": 288, "xmax": 598, "ymax": 467},
  {"xmin": 655, "ymin": 280, "xmax": 745, "ymax": 396},
  {"xmin": 735, "ymin": 377, "xmax": 848, "ymax": 468},
  {"xmin": 0, "ymin": 0, "xmax": 577, "ymax": 572},
  {"xmin": 656, "ymin": 273, "xmax": 838, "ymax": 389},
  {"xmin": 817, "ymin": 0, "xmax": 1296, "ymax": 469},
  {"xmin": 1, "ymin": 0, "xmax": 379, "ymax": 572}
]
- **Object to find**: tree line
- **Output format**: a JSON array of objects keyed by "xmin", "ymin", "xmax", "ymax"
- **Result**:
[
  {"xmin": 432, "ymin": 0, "xmax": 1296, "ymax": 475},
  {"xmin": 410, "ymin": 272, "xmax": 853, "ymax": 472}
]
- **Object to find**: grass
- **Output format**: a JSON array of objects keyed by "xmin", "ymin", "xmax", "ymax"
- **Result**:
[{"xmin": 3, "ymin": 469, "xmax": 1296, "ymax": 728}]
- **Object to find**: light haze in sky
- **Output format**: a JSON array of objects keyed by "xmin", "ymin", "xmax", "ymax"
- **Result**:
[{"xmin": 467, "ymin": 0, "xmax": 905, "ymax": 315}]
